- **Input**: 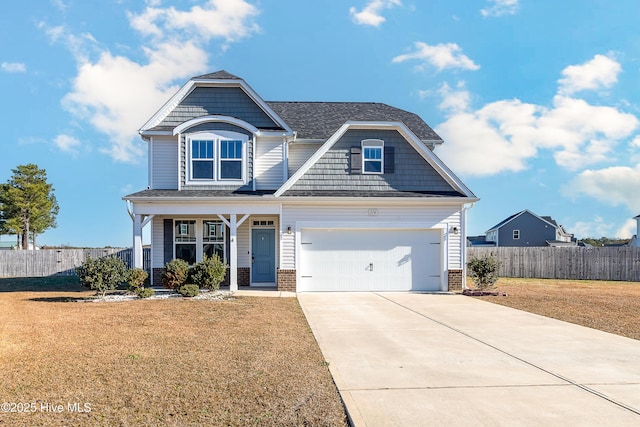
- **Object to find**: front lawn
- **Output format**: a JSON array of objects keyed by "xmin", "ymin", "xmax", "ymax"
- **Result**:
[
  {"xmin": 0, "ymin": 279, "xmax": 348, "ymax": 426},
  {"xmin": 470, "ymin": 277, "xmax": 640, "ymax": 341}
]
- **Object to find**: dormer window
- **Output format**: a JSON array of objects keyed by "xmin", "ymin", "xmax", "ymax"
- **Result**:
[
  {"xmin": 187, "ymin": 131, "xmax": 247, "ymax": 184},
  {"xmin": 362, "ymin": 139, "xmax": 384, "ymax": 174}
]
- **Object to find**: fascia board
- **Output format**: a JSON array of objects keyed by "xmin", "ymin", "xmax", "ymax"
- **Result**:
[
  {"xmin": 274, "ymin": 122, "xmax": 352, "ymax": 197},
  {"xmin": 278, "ymin": 196, "xmax": 479, "ymax": 205}
]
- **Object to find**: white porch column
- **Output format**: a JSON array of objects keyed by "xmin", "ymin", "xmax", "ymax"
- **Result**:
[
  {"xmin": 133, "ymin": 214, "xmax": 143, "ymax": 269},
  {"xmin": 229, "ymin": 214, "xmax": 238, "ymax": 291}
]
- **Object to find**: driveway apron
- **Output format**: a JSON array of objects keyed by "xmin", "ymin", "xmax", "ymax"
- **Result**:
[{"xmin": 298, "ymin": 292, "xmax": 640, "ymax": 426}]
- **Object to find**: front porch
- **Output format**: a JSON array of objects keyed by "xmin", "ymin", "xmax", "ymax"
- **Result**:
[{"xmin": 127, "ymin": 202, "xmax": 296, "ymax": 292}]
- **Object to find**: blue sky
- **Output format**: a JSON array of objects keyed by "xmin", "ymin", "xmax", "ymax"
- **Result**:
[{"xmin": 1, "ymin": 0, "xmax": 639, "ymax": 247}]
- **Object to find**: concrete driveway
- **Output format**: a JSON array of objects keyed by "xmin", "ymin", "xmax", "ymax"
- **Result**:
[{"xmin": 298, "ymin": 292, "xmax": 640, "ymax": 426}]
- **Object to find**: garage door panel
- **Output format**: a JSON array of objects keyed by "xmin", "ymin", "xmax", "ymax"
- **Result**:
[{"xmin": 299, "ymin": 229, "xmax": 441, "ymax": 292}]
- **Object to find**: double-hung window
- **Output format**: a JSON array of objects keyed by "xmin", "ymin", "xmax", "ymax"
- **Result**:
[
  {"xmin": 362, "ymin": 139, "xmax": 384, "ymax": 174},
  {"xmin": 191, "ymin": 140, "xmax": 214, "ymax": 179},
  {"xmin": 188, "ymin": 131, "xmax": 247, "ymax": 184},
  {"xmin": 220, "ymin": 140, "xmax": 243, "ymax": 180},
  {"xmin": 513, "ymin": 230, "xmax": 520, "ymax": 240},
  {"xmin": 174, "ymin": 219, "xmax": 226, "ymax": 265}
]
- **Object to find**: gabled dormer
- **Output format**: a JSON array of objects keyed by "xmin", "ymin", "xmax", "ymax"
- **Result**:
[{"xmin": 139, "ymin": 71, "xmax": 293, "ymax": 192}]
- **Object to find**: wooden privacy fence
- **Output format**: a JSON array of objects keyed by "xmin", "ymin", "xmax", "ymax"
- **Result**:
[
  {"xmin": 0, "ymin": 248, "xmax": 151, "ymax": 278},
  {"xmin": 468, "ymin": 247, "xmax": 640, "ymax": 282}
]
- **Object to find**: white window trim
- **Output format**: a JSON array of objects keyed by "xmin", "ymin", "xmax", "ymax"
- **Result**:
[
  {"xmin": 186, "ymin": 131, "xmax": 248, "ymax": 185},
  {"xmin": 513, "ymin": 229, "xmax": 520, "ymax": 240},
  {"xmin": 362, "ymin": 139, "xmax": 384, "ymax": 175}
]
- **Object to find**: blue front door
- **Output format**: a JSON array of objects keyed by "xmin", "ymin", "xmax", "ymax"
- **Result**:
[{"xmin": 252, "ymin": 228, "xmax": 275, "ymax": 283}]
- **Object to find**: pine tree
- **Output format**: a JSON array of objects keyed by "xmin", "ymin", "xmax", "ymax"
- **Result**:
[{"xmin": 0, "ymin": 164, "xmax": 59, "ymax": 249}]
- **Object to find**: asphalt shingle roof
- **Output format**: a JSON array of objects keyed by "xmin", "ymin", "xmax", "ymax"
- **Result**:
[{"xmin": 266, "ymin": 101, "xmax": 441, "ymax": 141}]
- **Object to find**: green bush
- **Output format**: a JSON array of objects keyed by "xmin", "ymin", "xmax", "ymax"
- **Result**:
[
  {"xmin": 127, "ymin": 268, "xmax": 149, "ymax": 291},
  {"xmin": 467, "ymin": 253, "xmax": 501, "ymax": 290},
  {"xmin": 178, "ymin": 284, "xmax": 200, "ymax": 297},
  {"xmin": 136, "ymin": 287, "xmax": 155, "ymax": 299},
  {"xmin": 162, "ymin": 258, "xmax": 190, "ymax": 289},
  {"xmin": 76, "ymin": 256, "xmax": 128, "ymax": 297},
  {"xmin": 189, "ymin": 254, "xmax": 227, "ymax": 290}
]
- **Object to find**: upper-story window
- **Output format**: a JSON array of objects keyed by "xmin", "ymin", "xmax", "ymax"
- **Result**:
[
  {"xmin": 187, "ymin": 131, "xmax": 247, "ymax": 184},
  {"xmin": 513, "ymin": 230, "xmax": 520, "ymax": 239},
  {"xmin": 362, "ymin": 139, "xmax": 384, "ymax": 174}
]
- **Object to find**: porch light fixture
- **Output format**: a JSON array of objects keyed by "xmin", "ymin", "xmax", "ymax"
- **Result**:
[
  {"xmin": 287, "ymin": 226, "xmax": 292, "ymax": 234},
  {"xmin": 451, "ymin": 226, "xmax": 459, "ymax": 235}
]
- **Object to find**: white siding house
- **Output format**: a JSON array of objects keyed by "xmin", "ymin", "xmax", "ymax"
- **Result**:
[{"xmin": 125, "ymin": 71, "xmax": 477, "ymax": 292}]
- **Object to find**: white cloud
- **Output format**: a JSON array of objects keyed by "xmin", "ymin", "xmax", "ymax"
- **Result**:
[
  {"xmin": 129, "ymin": 0, "xmax": 259, "ymax": 43},
  {"xmin": 434, "ymin": 56, "xmax": 639, "ymax": 176},
  {"xmin": 349, "ymin": 0, "xmax": 401, "ymax": 27},
  {"xmin": 1, "ymin": 62, "xmax": 26, "ymax": 73},
  {"xmin": 392, "ymin": 42, "xmax": 479, "ymax": 72},
  {"xmin": 558, "ymin": 54, "xmax": 621, "ymax": 95},
  {"xmin": 44, "ymin": 0, "xmax": 260, "ymax": 162},
  {"xmin": 615, "ymin": 218, "xmax": 637, "ymax": 239},
  {"xmin": 569, "ymin": 216, "xmax": 615, "ymax": 239},
  {"xmin": 54, "ymin": 134, "xmax": 81, "ymax": 155},
  {"xmin": 565, "ymin": 164, "xmax": 640, "ymax": 213},
  {"xmin": 51, "ymin": 0, "xmax": 68, "ymax": 12},
  {"xmin": 481, "ymin": 0, "xmax": 519, "ymax": 17}
]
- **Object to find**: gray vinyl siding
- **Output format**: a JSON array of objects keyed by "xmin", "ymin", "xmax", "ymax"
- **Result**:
[
  {"xmin": 497, "ymin": 212, "xmax": 557, "ymax": 247},
  {"xmin": 157, "ymin": 86, "xmax": 281, "ymax": 130},
  {"xmin": 151, "ymin": 138, "xmax": 178, "ymax": 189},
  {"xmin": 288, "ymin": 143, "xmax": 319, "ymax": 177},
  {"xmin": 254, "ymin": 139, "xmax": 284, "ymax": 190},
  {"xmin": 288, "ymin": 130, "xmax": 455, "ymax": 193}
]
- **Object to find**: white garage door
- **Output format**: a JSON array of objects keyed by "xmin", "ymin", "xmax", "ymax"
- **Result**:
[{"xmin": 298, "ymin": 228, "xmax": 442, "ymax": 292}]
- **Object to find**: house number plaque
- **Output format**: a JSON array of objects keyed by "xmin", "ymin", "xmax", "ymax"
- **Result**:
[{"xmin": 368, "ymin": 208, "xmax": 378, "ymax": 216}]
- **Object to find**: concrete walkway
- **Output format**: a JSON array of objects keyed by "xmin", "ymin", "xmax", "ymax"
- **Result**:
[{"xmin": 298, "ymin": 292, "xmax": 640, "ymax": 426}]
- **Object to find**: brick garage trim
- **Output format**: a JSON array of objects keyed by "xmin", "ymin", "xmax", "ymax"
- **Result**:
[
  {"xmin": 448, "ymin": 269, "xmax": 463, "ymax": 292},
  {"xmin": 277, "ymin": 269, "xmax": 296, "ymax": 292}
]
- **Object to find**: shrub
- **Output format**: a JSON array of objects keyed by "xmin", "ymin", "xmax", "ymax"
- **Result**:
[
  {"xmin": 76, "ymin": 256, "xmax": 128, "ymax": 297},
  {"xmin": 467, "ymin": 253, "xmax": 501, "ymax": 290},
  {"xmin": 136, "ymin": 287, "xmax": 155, "ymax": 299},
  {"xmin": 189, "ymin": 254, "xmax": 227, "ymax": 290},
  {"xmin": 127, "ymin": 268, "xmax": 149, "ymax": 291},
  {"xmin": 162, "ymin": 258, "xmax": 190, "ymax": 290},
  {"xmin": 178, "ymin": 284, "xmax": 200, "ymax": 297}
]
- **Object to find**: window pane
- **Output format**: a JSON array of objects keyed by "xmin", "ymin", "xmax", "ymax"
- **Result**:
[
  {"xmin": 192, "ymin": 140, "xmax": 214, "ymax": 159},
  {"xmin": 192, "ymin": 140, "xmax": 199, "ymax": 158},
  {"xmin": 203, "ymin": 221, "xmax": 224, "ymax": 242},
  {"xmin": 364, "ymin": 160, "xmax": 382, "ymax": 173},
  {"xmin": 203, "ymin": 243, "xmax": 225, "ymax": 261},
  {"xmin": 175, "ymin": 244, "xmax": 196, "ymax": 264},
  {"xmin": 364, "ymin": 147, "xmax": 381, "ymax": 160},
  {"xmin": 193, "ymin": 160, "xmax": 214, "ymax": 179},
  {"xmin": 220, "ymin": 160, "xmax": 242, "ymax": 179},
  {"xmin": 175, "ymin": 220, "xmax": 196, "ymax": 242},
  {"xmin": 221, "ymin": 140, "xmax": 243, "ymax": 159}
]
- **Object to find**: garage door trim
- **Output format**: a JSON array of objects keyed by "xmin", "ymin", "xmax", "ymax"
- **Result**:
[{"xmin": 295, "ymin": 221, "xmax": 447, "ymax": 292}]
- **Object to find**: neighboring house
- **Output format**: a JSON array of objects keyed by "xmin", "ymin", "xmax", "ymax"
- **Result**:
[
  {"xmin": 124, "ymin": 71, "xmax": 477, "ymax": 292},
  {"xmin": 485, "ymin": 210, "xmax": 575, "ymax": 247},
  {"xmin": 466, "ymin": 235, "xmax": 496, "ymax": 247},
  {"xmin": 629, "ymin": 214, "xmax": 640, "ymax": 247}
]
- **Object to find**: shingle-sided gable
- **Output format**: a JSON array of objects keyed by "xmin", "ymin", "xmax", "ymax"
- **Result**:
[
  {"xmin": 282, "ymin": 129, "xmax": 463, "ymax": 197},
  {"xmin": 153, "ymin": 86, "xmax": 284, "ymax": 131}
]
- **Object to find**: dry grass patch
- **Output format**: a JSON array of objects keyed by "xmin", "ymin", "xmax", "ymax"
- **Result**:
[
  {"xmin": 470, "ymin": 277, "xmax": 640, "ymax": 340},
  {"xmin": 0, "ymin": 278, "xmax": 347, "ymax": 426}
]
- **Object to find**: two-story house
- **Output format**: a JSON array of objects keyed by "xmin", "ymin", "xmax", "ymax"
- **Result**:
[
  {"xmin": 124, "ymin": 71, "xmax": 477, "ymax": 292},
  {"xmin": 485, "ymin": 210, "xmax": 575, "ymax": 247}
]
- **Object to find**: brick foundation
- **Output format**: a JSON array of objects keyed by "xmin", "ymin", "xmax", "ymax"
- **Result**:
[
  {"xmin": 153, "ymin": 267, "xmax": 251, "ymax": 288},
  {"xmin": 277, "ymin": 269, "xmax": 296, "ymax": 292},
  {"xmin": 447, "ymin": 269, "xmax": 463, "ymax": 292}
]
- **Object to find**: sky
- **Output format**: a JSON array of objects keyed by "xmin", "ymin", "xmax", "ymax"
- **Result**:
[{"xmin": 1, "ymin": 0, "xmax": 640, "ymax": 247}]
